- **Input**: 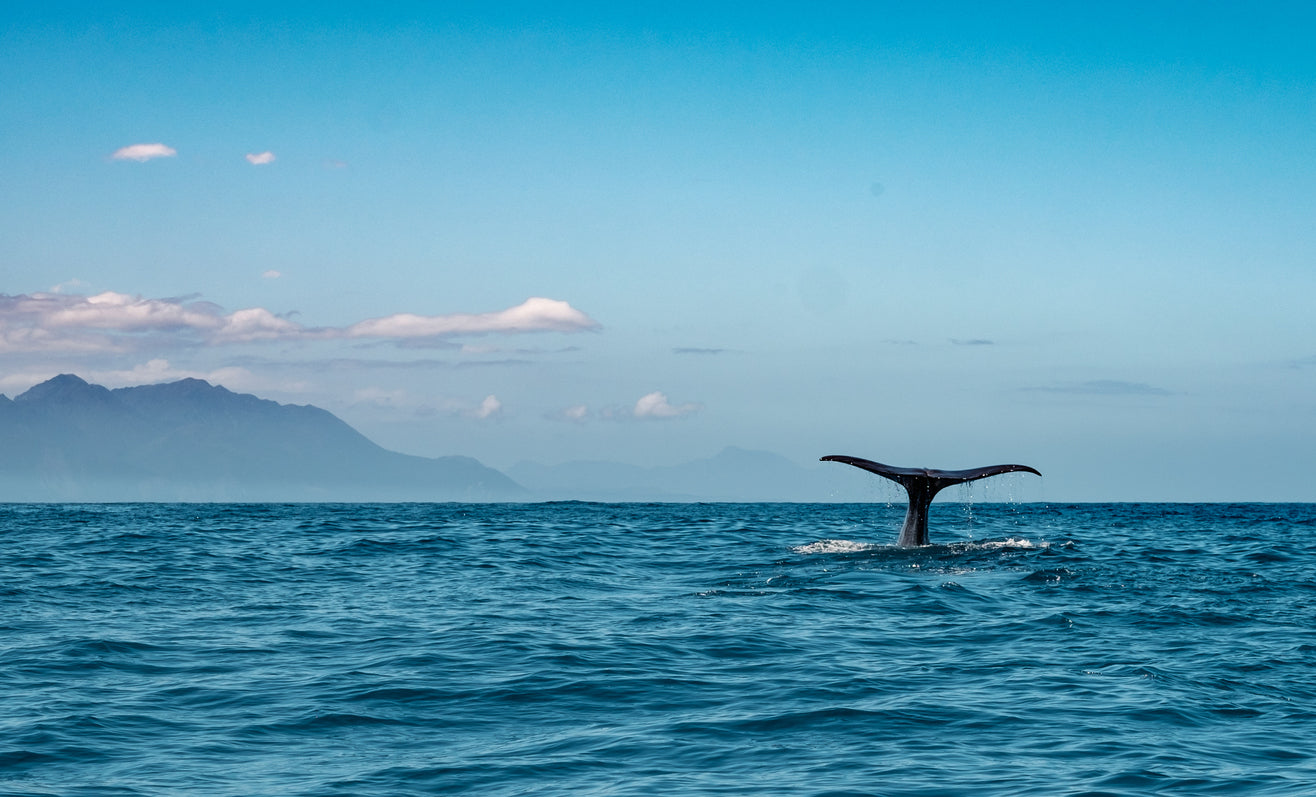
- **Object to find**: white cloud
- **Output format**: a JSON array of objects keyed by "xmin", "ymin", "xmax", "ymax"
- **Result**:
[
  {"xmin": 44, "ymin": 291, "xmax": 221, "ymax": 332},
  {"xmin": 0, "ymin": 291, "xmax": 599, "ymax": 353},
  {"xmin": 472, "ymin": 394, "xmax": 503, "ymax": 420},
  {"xmin": 245, "ymin": 151, "xmax": 276, "ymax": 165},
  {"xmin": 353, "ymin": 389, "xmax": 505, "ymax": 422},
  {"xmin": 0, "ymin": 291, "xmax": 221, "ymax": 352},
  {"xmin": 561, "ymin": 404, "xmax": 589, "ymax": 422},
  {"xmin": 111, "ymin": 143, "xmax": 177, "ymax": 161},
  {"xmin": 262, "ymin": 270, "xmax": 283, "ymax": 279},
  {"xmin": 348, "ymin": 297, "xmax": 598, "ymax": 338},
  {"xmin": 633, "ymin": 391, "xmax": 701, "ymax": 420},
  {"xmin": 214, "ymin": 306, "xmax": 303, "ymax": 343}
]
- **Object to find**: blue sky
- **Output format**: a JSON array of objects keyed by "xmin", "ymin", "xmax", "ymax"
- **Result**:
[{"xmin": 3, "ymin": 3, "xmax": 1314, "ymax": 500}]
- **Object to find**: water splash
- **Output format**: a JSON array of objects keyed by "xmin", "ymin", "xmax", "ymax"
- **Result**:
[{"xmin": 791, "ymin": 539, "xmax": 881, "ymax": 554}]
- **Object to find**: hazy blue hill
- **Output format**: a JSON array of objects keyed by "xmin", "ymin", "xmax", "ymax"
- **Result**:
[{"xmin": 0, "ymin": 375, "xmax": 525, "ymax": 502}]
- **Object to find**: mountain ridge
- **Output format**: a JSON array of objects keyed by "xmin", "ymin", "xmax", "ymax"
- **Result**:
[
  {"xmin": 0, "ymin": 375, "xmax": 881, "ymax": 503},
  {"xmin": 0, "ymin": 374, "xmax": 524, "ymax": 502}
]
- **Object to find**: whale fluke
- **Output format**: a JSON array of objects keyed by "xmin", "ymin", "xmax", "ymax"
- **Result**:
[{"xmin": 821, "ymin": 455, "xmax": 1041, "ymax": 546}]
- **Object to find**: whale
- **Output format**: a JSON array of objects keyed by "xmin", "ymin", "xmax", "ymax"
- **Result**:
[{"xmin": 821, "ymin": 455, "xmax": 1041, "ymax": 546}]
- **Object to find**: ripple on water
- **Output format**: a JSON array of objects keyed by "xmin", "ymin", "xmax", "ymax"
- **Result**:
[{"xmin": 2, "ymin": 502, "xmax": 1316, "ymax": 796}]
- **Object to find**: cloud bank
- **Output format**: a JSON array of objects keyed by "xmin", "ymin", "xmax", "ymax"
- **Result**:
[
  {"xmin": 111, "ymin": 143, "xmax": 177, "ymax": 161},
  {"xmin": 0, "ymin": 291, "xmax": 599, "ymax": 353}
]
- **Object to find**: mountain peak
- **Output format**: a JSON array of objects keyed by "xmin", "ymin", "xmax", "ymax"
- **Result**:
[
  {"xmin": 15, "ymin": 373, "xmax": 113, "ymax": 405},
  {"xmin": 0, "ymin": 374, "xmax": 524, "ymax": 501},
  {"xmin": 114, "ymin": 377, "xmax": 223, "ymax": 398}
]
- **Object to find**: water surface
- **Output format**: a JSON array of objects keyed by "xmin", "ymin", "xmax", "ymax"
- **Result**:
[{"xmin": 3, "ymin": 502, "xmax": 1315, "ymax": 795}]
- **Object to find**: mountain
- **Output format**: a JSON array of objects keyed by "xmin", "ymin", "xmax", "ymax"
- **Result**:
[
  {"xmin": 507, "ymin": 446, "xmax": 879, "ymax": 502},
  {"xmin": 0, "ymin": 375, "xmax": 525, "ymax": 502}
]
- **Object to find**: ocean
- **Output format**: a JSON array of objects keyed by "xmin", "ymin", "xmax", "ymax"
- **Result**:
[{"xmin": 3, "ymin": 502, "xmax": 1315, "ymax": 796}]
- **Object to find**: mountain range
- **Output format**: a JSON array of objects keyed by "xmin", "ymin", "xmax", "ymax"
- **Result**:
[
  {"xmin": 0, "ymin": 375, "xmax": 874, "ymax": 502},
  {"xmin": 0, "ymin": 375, "xmax": 522, "ymax": 501}
]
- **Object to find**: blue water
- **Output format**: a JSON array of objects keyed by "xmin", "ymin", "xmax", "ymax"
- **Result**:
[{"xmin": 3, "ymin": 502, "xmax": 1316, "ymax": 796}]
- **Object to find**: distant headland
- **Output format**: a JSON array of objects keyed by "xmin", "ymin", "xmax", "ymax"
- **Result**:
[
  {"xmin": 0, "ymin": 374, "xmax": 524, "ymax": 502},
  {"xmin": 0, "ymin": 375, "xmax": 883, "ymax": 503}
]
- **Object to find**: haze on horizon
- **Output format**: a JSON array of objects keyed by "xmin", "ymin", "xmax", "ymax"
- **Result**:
[{"xmin": 3, "ymin": 3, "xmax": 1314, "ymax": 502}]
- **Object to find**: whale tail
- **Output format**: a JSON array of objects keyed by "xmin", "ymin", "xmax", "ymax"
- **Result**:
[{"xmin": 821, "ymin": 455, "xmax": 1041, "ymax": 546}]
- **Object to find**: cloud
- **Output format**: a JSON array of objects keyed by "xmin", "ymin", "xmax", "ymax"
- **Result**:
[
  {"xmin": 246, "ymin": 151, "xmax": 276, "ymax": 165},
  {"xmin": 472, "ymin": 394, "xmax": 503, "ymax": 420},
  {"xmin": 111, "ymin": 143, "xmax": 177, "ymax": 162},
  {"xmin": 51, "ymin": 278, "xmax": 91, "ymax": 293},
  {"xmin": 673, "ymin": 347, "xmax": 725, "ymax": 355},
  {"xmin": 213, "ymin": 306, "xmax": 303, "ymax": 342},
  {"xmin": 633, "ymin": 391, "xmax": 701, "ymax": 420},
  {"xmin": 951, "ymin": 338, "xmax": 994, "ymax": 346},
  {"xmin": 1023, "ymin": 380, "xmax": 1171, "ymax": 396},
  {"xmin": 547, "ymin": 404, "xmax": 590, "ymax": 423},
  {"xmin": 354, "ymin": 388, "xmax": 505, "ymax": 422},
  {"xmin": 262, "ymin": 270, "xmax": 282, "ymax": 279},
  {"xmin": 0, "ymin": 291, "xmax": 599, "ymax": 353},
  {"xmin": 348, "ymin": 297, "xmax": 599, "ymax": 338},
  {"xmin": 352, "ymin": 386, "xmax": 410, "ymax": 407}
]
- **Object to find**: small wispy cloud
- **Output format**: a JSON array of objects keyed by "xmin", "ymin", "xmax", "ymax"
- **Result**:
[
  {"xmin": 633, "ymin": 391, "xmax": 701, "ymax": 420},
  {"xmin": 352, "ymin": 386, "xmax": 410, "ymax": 407},
  {"xmin": 354, "ymin": 388, "xmax": 504, "ymax": 422},
  {"xmin": 471, "ymin": 394, "xmax": 503, "ymax": 420},
  {"xmin": 50, "ymin": 278, "xmax": 90, "ymax": 294},
  {"xmin": 245, "ymin": 151, "xmax": 276, "ymax": 165},
  {"xmin": 545, "ymin": 404, "xmax": 590, "ymax": 423},
  {"xmin": 0, "ymin": 292, "xmax": 600, "ymax": 353},
  {"xmin": 951, "ymin": 338, "xmax": 995, "ymax": 346},
  {"xmin": 111, "ymin": 143, "xmax": 177, "ymax": 162},
  {"xmin": 673, "ymin": 347, "xmax": 725, "ymax": 355},
  {"xmin": 261, "ymin": 270, "xmax": 282, "ymax": 279},
  {"xmin": 1023, "ymin": 380, "xmax": 1171, "ymax": 396}
]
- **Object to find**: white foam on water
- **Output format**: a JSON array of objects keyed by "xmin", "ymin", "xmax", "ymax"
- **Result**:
[
  {"xmin": 972, "ymin": 537, "xmax": 1047, "ymax": 550},
  {"xmin": 795, "ymin": 537, "xmax": 1047, "ymax": 555},
  {"xmin": 793, "ymin": 539, "xmax": 879, "ymax": 555}
]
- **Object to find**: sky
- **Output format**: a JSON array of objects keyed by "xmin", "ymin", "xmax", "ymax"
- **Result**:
[{"xmin": 2, "ymin": 2, "xmax": 1314, "ymax": 501}]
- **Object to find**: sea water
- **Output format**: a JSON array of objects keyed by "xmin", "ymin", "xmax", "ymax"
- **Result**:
[{"xmin": 3, "ymin": 502, "xmax": 1315, "ymax": 796}]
